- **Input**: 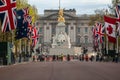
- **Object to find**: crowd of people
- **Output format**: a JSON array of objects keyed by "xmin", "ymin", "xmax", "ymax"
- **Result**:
[
  {"xmin": 79, "ymin": 54, "xmax": 120, "ymax": 63},
  {"xmin": 32, "ymin": 53, "xmax": 120, "ymax": 63},
  {"xmin": 32, "ymin": 54, "xmax": 71, "ymax": 62}
]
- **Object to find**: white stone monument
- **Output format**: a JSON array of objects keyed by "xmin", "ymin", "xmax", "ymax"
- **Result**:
[
  {"xmin": 50, "ymin": 9, "xmax": 73, "ymax": 55},
  {"xmin": 51, "ymin": 31, "xmax": 71, "ymax": 48},
  {"xmin": 51, "ymin": 9, "xmax": 71, "ymax": 48}
]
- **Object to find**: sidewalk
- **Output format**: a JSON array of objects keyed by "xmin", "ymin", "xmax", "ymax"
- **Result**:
[{"xmin": 0, "ymin": 60, "xmax": 32, "ymax": 68}]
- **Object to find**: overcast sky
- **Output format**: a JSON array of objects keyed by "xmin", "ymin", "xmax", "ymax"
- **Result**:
[{"xmin": 28, "ymin": 0, "xmax": 112, "ymax": 14}]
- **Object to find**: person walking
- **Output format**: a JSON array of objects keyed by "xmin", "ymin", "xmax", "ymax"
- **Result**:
[{"xmin": 67, "ymin": 54, "xmax": 70, "ymax": 61}]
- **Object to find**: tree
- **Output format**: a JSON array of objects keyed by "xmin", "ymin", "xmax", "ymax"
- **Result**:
[
  {"xmin": 108, "ymin": 0, "xmax": 120, "ymax": 15},
  {"xmin": 28, "ymin": 5, "xmax": 38, "ymax": 23},
  {"xmin": 88, "ymin": 9, "xmax": 107, "ymax": 26},
  {"xmin": 16, "ymin": 0, "xmax": 28, "ymax": 9}
]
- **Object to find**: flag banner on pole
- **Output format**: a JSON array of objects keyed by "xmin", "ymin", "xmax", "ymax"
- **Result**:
[
  {"xmin": 92, "ymin": 25, "xmax": 97, "ymax": 38},
  {"xmin": 0, "ymin": 0, "xmax": 17, "ymax": 32},
  {"xmin": 23, "ymin": 7, "xmax": 29, "ymax": 23},
  {"xmin": 31, "ymin": 25, "xmax": 39, "ymax": 47},
  {"xmin": 92, "ymin": 25, "xmax": 98, "ymax": 47},
  {"xmin": 104, "ymin": 15, "xmax": 116, "ymax": 43},
  {"xmin": 15, "ymin": 9, "xmax": 28, "ymax": 39},
  {"xmin": 95, "ymin": 22, "xmax": 104, "ymax": 43}
]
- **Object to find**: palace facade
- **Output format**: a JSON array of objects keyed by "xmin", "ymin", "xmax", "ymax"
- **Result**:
[{"xmin": 37, "ymin": 9, "xmax": 93, "ymax": 52}]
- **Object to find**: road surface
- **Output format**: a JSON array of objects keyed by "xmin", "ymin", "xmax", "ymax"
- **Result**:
[{"xmin": 0, "ymin": 61, "xmax": 120, "ymax": 80}]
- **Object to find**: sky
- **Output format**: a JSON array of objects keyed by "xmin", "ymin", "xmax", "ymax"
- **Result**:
[{"xmin": 28, "ymin": 0, "xmax": 112, "ymax": 14}]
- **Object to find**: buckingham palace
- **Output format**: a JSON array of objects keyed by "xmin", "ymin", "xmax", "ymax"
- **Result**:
[{"xmin": 36, "ymin": 9, "xmax": 93, "ymax": 52}]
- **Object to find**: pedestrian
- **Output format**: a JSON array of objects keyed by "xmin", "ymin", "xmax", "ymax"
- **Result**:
[
  {"xmin": 82, "ymin": 54, "xmax": 84, "ymax": 61},
  {"xmin": 52, "ymin": 55, "xmax": 56, "ymax": 61},
  {"xmin": 56, "ymin": 55, "xmax": 59, "ymax": 61},
  {"xmin": 100, "ymin": 55, "xmax": 104, "ymax": 62},
  {"xmin": 67, "ymin": 54, "xmax": 70, "ymax": 61},
  {"xmin": 33, "ymin": 55, "xmax": 35, "ymax": 61},
  {"xmin": 11, "ymin": 51, "xmax": 15, "ymax": 64},
  {"xmin": 115, "ymin": 55, "xmax": 119, "ymax": 63},
  {"xmin": 90, "ymin": 55, "xmax": 94, "ymax": 61},
  {"xmin": 85, "ymin": 54, "xmax": 89, "ymax": 61},
  {"xmin": 19, "ymin": 54, "xmax": 22, "ymax": 63},
  {"xmin": 96, "ymin": 54, "xmax": 99, "ymax": 62},
  {"xmin": 79, "ymin": 55, "xmax": 82, "ymax": 61},
  {"xmin": 60, "ymin": 54, "xmax": 63, "ymax": 61}
]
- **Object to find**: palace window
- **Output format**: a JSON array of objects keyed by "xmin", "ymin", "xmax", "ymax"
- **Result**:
[
  {"xmin": 85, "ymin": 27, "xmax": 88, "ymax": 33},
  {"xmin": 77, "ymin": 37, "xmax": 80, "ymax": 44},
  {"xmin": 77, "ymin": 27, "xmax": 80, "ymax": 33},
  {"xmin": 43, "ymin": 23, "xmax": 46, "ymax": 25},
  {"xmin": 46, "ymin": 26, "xmax": 49, "ymax": 30},
  {"xmin": 52, "ymin": 27, "xmax": 56, "ymax": 34},
  {"xmin": 74, "ymin": 23, "xmax": 77, "ymax": 25},
  {"xmin": 39, "ymin": 27, "xmax": 42, "ymax": 33},
  {"xmin": 81, "ymin": 23, "xmax": 84, "ymax": 26},
  {"xmin": 71, "ymin": 26, "xmax": 74, "ymax": 30},
  {"xmin": 39, "ymin": 37, "xmax": 43, "ymax": 44},
  {"xmin": 65, "ymin": 26, "xmax": 68, "ymax": 34},
  {"xmin": 85, "ymin": 37, "xmax": 88, "ymax": 44}
]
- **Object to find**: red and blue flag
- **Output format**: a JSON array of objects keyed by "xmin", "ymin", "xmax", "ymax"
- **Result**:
[{"xmin": 0, "ymin": 0, "xmax": 16, "ymax": 32}]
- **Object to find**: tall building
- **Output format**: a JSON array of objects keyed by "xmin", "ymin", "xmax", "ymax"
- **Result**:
[{"xmin": 37, "ymin": 9, "xmax": 93, "ymax": 52}]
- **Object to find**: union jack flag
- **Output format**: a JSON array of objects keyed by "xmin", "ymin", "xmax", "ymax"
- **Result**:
[
  {"xmin": 94, "ymin": 37, "xmax": 98, "ymax": 47},
  {"xmin": 92, "ymin": 24, "xmax": 98, "ymax": 50},
  {"xmin": 95, "ymin": 22, "xmax": 104, "ymax": 43},
  {"xmin": 28, "ymin": 14, "xmax": 32, "ymax": 22},
  {"xmin": 27, "ymin": 15, "xmax": 32, "ymax": 34},
  {"xmin": 22, "ymin": 7, "xmax": 30, "ymax": 23},
  {"xmin": 92, "ymin": 26, "xmax": 97, "ymax": 38},
  {"xmin": 0, "ymin": 0, "xmax": 16, "ymax": 32},
  {"xmin": 22, "ymin": 7, "xmax": 32, "ymax": 33},
  {"xmin": 31, "ymin": 26, "xmax": 39, "ymax": 47}
]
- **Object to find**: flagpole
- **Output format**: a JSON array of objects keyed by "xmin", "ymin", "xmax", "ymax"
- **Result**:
[
  {"xmin": 28, "ymin": 40, "xmax": 31, "ymax": 58},
  {"xmin": 104, "ymin": 22, "xmax": 108, "ymax": 54},
  {"xmin": 19, "ymin": 39, "xmax": 22, "ymax": 62},
  {"xmin": 59, "ymin": 0, "xmax": 61, "ymax": 9},
  {"xmin": 100, "ymin": 42, "xmax": 102, "ymax": 55},
  {"xmin": 116, "ymin": 36, "xmax": 119, "ymax": 54},
  {"xmin": 105, "ymin": 9, "xmax": 109, "ymax": 54},
  {"xmin": 11, "ymin": 30, "xmax": 14, "ymax": 49},
  {"xmin": 106, "ymin": 35, "xmax": 108, "ymax": 54},
  {"xmin": 116, "ymin": 22, "xmax": 119, "ymax": 54},
  {"xmin": 24, "ymin": 38, "xmax": 27, "ymax": 57}
]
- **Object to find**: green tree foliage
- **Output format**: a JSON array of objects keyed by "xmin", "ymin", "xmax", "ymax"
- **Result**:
[
  {"xmin": 29, "ymin": 5, "xmax": 38, "ymax": 23},
  {"xmin": 88, "ymin": 9, "xmax": 106, "ymax": 26},
  {"xmin": 89, "ymin": 0, "xmax": 120, "ymax": 26},
  {"xmin": 16, "ymin": 0, "xmax": 28, "ymax": 9}
]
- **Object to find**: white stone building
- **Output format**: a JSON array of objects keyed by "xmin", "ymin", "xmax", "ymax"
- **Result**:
[{"xmin": 36, "ymin": 9, "xmax": 93, "ymax": 53}]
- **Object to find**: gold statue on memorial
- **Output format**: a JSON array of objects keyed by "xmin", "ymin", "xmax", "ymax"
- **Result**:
[{"xmin": 58, "ymin": 9, "xmax": 65, "ymax": 23}]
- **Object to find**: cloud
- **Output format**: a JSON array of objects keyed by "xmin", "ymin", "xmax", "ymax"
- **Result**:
[{"xmin": 28, "ymin": 0, "xmax": 111, "ymax": 14}]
